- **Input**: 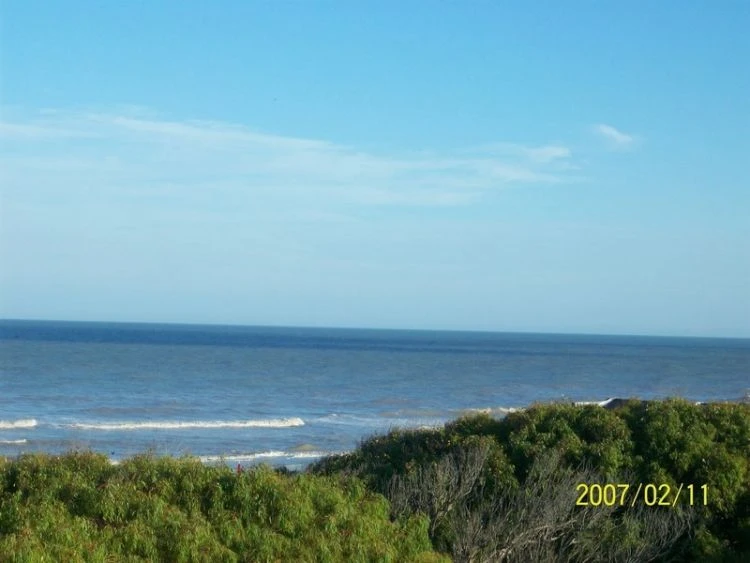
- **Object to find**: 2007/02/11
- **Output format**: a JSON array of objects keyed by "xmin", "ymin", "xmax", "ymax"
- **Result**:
[{"xmin": 576, "ymin": 483, "xmax": 709, "ymax": 507}]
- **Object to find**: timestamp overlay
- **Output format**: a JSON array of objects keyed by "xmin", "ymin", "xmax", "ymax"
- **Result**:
[{"xmin": 576, "ymin": 483, "xmax": 709, "ymax": 508}]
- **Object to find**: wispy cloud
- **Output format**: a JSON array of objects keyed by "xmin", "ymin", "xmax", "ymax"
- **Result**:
[
  {"xmin": 592, "ymin": 123, "xmax": 637, "ymax": 150},
  {"xmin": 1, "ymin": 108, "xmax": 579, "ymax": 213},
  {"xmin": 524, "ymin": 145, "xmax": 572, "ymax": 163},
  {"xmin": 0, "ymin": 121, "xmax": 94, "ymax": 140}
]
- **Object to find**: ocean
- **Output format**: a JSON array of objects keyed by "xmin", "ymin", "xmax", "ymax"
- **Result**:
[{"xmin": 1, "ymin": 320, "xmax": 748, "ymax": 470}]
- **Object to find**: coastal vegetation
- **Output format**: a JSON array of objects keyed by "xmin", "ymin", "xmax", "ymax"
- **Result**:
[
  {"xmin": 1, "ymin": 399, "xmax": 748, "ymax": 561},
  {"xmin": 312, "ymin": 398, "xmax": 750, "ymax": 562},
  {"xmin": 0, "ymin": 452, "xmax": 444, "ymax": 562}
]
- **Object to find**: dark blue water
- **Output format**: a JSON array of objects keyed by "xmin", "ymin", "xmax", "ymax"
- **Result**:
[{"xmin": 1, "ymin": 320, "xmax": 748, "ymax": 468}]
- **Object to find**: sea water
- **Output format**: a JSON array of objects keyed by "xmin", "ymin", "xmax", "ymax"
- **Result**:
[{"xmin": 1, "ymin": 320, "xmax": 748, "ymax": 469}]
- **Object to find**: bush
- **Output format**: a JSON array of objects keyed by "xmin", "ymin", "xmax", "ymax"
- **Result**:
[
  {"xmin": 3, "ymin": 400, "xmax": 746, "ymax": 561},
  {"xmin": 310, "ymin": 399, "xmax": 750, "ymax": 562},
  {"xmin": 0, "ymin": 452, "xmax": 445, "ymax": 562}
]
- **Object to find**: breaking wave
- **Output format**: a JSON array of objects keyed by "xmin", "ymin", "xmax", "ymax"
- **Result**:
[
  {"xmin": 458, "ymin": 406, "xmax": 520, "ymax": 416},
  {"xmin": 68, "ymin": 417, "xmax": 305, "ymax": 431},
  {"xmin": 0, "ymin": 439, "xmax": 28, "ymax": 445},
  {"xmin": 198, "ymin": 450, "xmax": 335, "ymax": 464},
  {"xmin": 0, "ymin": 419, "xmax": 37, "ymax": 430}
]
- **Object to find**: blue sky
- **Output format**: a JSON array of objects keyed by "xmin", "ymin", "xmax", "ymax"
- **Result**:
[{"xmin": 1, "ymin": 1, "xmax": 748, "ymax": 337}]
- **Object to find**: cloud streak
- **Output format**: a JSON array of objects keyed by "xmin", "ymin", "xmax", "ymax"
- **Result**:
[
  {"xmin": 592, "ymin": 123, "xmax": 637, "ymax": 149},
  {"xmin": 1, "ymin": 108, "xmax": 578, "ymax": 213}
]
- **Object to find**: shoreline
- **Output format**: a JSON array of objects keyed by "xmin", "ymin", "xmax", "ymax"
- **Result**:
[
  {"xmin": 3, "ymin": 395, "xmax": 748, "ymax": 470},
  {"xmin": 3, "ymin": 398, "xmax": 748, "ymax": 560}
]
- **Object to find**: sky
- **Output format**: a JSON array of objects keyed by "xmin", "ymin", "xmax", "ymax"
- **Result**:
[{"xmin": 1, "ymin": 1, "xmax": 749, "ymax": 337}]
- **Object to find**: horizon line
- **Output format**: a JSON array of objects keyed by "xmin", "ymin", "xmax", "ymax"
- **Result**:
[{"xmin": 1, "ymin": 317, "xmax": 748, "ymax": 341}]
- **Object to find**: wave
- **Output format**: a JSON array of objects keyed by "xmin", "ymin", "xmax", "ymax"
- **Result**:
[
  {"xmin": 105, "ymin": 450, "xmax": 339, "ymax": 466},
  {"xmin": 572, "ymin": 396, "xmax": 747, "ymax": 408},
  {"xmin": 0, "ymin": 439, "xmax": 28, "ymax": 445},
  {"xmin": 68, "ymin": 417, "xmax": 305, "ymax": 431},
  {"xmin": 0, "ymin": 419, "xmax": 37, "ymax": 430},
  {"xmin": 198, "ymin": 450, "xmax": 338, "ymax": 464},
  {"xmin": 317, "ymin": 408, "xmax": 520, "ymax": 428},
  {"xmin": 458, "ymin": 406, "xmax": 520, "ymax": 416},
  {"xmin": 573, "ymin": 398, "xmax": 629, "ymax": 408}
]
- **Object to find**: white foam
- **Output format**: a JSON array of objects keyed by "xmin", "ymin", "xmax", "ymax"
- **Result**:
[
  {"xmin": 68, "ymin": 417, "xmax": 305, "ymax": 431},
  {"xmin": 0, "ymin": 419, "xmax": 37, "ymax": 430},
  {"xmin": 0, "ymin": 439, "xmax": 28, "ymax": 445},
  {"xmin": 460, "ymin": 406, "xmax": 520, "ymax": 416},
  {"xmin": 573, "ymin": 397, "xmax": 628, "ymax": 408},
  {"xmin": 199, "ymin": 450, "xmax": 336, "ymax": 463},
  {"xmin": 103, "ymin": 450, "xmax": 337, "ymax": 466}
]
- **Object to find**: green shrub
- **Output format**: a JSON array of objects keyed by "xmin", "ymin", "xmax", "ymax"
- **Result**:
[
  {"xmin": 0, "ymin": 452, "xmax": 444, "ymax": 562},
  {"xmin": 2, "ymin": 400, "xmax": 746, "ymax": 561},
  {"xmin": 311, "ymin": 399, "xmax": 750, "ymax": 562}
]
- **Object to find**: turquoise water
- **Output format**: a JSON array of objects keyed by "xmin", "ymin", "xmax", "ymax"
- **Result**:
[{"xmin": 1, "ymin": 320, "xmax": 748, "ymax": 468}]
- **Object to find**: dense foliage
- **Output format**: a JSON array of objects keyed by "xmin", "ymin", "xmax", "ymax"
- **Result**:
[
  {"xmin": 1, "ymin": 399, "xmax": 747, "ymax": 562},
  {"xmin": 0, "ymin": 453, "xmax": 445, "ymax": 562},
  {"xmin": 312, "ymin": 399, "xmax": 750, "ymax": 562}
]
